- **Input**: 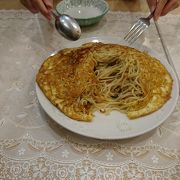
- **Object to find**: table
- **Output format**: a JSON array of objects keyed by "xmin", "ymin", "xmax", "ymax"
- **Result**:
[{"xmin": 0, "ymin": 1, "xmax": 180, "ymax": 179}]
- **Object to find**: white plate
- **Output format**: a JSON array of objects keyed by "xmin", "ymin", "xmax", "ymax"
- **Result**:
[{"xmin": 36, "ymin": 36, "xmax": 179, "ymax": 140}]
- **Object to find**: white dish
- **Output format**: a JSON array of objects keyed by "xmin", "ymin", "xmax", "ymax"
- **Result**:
[
  {"xmin": 63, "ymin": 6, "xmax": 102, "ymax": 19},
  {"xmin": 56, "ymin": 0, "xmax": 109, "ymax": 26},
  {"xmin": 36, "ymin": 36, "xmax": 179, "ymax": 140}
]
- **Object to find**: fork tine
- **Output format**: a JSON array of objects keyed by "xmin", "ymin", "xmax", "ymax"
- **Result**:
[
  {"xmin": 124, "ymin": 22, "xmax": 141, "ymax": 41},
  {"xmin": 124, "ymin": 7, "xmax": 155, "ymax": 44},
  {"xmin": 125, "ymin": 22, "xmax": 143, "ymax": 42},
  {"xmin": 131, "ymin": 28, "xmax": 146, "ymax": 44},
  {"xmin": 128, "ymin": 24, "xmax": 147, "ymax": 44},
  {"xmin": 128, "ymin": 24, "xmax": 145, "ymax": 43},
  {"xmin": 124, "ymin": 20, "xmax": 142, "ymax": 40}
]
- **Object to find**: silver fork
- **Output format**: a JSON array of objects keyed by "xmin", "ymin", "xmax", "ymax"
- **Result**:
[{"xmin": 124, "ymin": 9, "xmax": 156, "ymax": 44}]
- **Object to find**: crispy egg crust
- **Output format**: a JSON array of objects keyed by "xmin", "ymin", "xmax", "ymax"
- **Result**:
[{"xmin": 36, "ymin": 43, "xmax": 172, "ymax": 121}]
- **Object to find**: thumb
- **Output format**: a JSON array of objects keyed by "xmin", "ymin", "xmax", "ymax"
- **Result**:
[
  {"xmin": 146, "ymin": 0, "xmax": 157, "ymax": 12},
  {"xmin": 43, "ymin": 0, "xmax": 53, "ymax": 10},
  {"xmin": 154, "ymin": 0, "xmax": 167, "ymax": 20}
]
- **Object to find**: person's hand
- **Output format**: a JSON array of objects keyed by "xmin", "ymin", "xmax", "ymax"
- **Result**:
[
  {"xmin": 20, "ymin": 0, "xmax": 53, "ymax": 20},
  {"xmin": 147, "ymin": 0, "xmax": 180, "ymax": 20}
]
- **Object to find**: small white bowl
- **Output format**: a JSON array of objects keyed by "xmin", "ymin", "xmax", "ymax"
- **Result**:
[{"xmin": 56, "ymin": 0, "xmax": 109, "ymax": 26}]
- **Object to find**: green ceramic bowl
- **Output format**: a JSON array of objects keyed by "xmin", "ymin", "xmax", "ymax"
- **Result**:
[{"xmin": 56, "ymin": 0, "xmax": 109, "ymax": 26}]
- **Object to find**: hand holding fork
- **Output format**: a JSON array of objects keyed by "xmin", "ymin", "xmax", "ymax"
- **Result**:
[
  {"xmin": 124, "ymin": 8, "xmax": 156, "ymax": 44},
  {"xmin": 124, "ymin": 0, "xmax": 180, "ymax": 44}
]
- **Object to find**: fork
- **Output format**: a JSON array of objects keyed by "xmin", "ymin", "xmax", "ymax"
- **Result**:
[{"xmin": 124, "ymin": 8, "xmax": 156, "ymax": 44}]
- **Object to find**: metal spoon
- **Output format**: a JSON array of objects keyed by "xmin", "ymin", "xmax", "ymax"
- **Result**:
[{"xmin": 51, "ymin": 10, "xmax": 81, "ymax": 41}]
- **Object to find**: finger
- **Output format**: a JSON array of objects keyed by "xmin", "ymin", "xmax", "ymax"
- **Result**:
[
  {"xmin": 20, "ymin": 0, "xmax": 39, "ymax": 13},
  {"xmin": 43, "ymin": 0, "xmax": 53, "ymax": 10},
  {"xmin": 32, "ymin": 0, "xmax": 51, "ymax": 20},
  {"xmin": 154, "ymin": 0, "xmax": 168, "ymax": 21},
  {"xmin": 161, "ymin": 0, "xmax": 180, "ymax": 16},
  {"xmin": 146, "ymin": 0, "xmax": 157, "ymax": 12}
]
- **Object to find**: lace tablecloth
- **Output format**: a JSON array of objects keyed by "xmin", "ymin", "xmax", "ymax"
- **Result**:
[{"xmin": 0, "ymin": 10, "xmax": 180, "ymax": 179}]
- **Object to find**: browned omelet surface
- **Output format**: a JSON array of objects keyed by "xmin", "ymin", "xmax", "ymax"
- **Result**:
[{"xmin": 36, "ymin": 43, "xmax": 173, "ymax": 121}]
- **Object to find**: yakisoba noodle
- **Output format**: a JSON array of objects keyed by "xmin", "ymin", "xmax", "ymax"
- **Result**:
[
  {"xmin": 94, "ymin": 55, "xmax": 144, "ymax": 112},
  {"xmin": 36, "ymin": 42, "xmax": 172, "ymax": 121}
]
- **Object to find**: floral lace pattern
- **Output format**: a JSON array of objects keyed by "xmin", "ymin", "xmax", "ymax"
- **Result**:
[{"xmin": 0, "ymin": 10, "xmax": 180, "ymax": 179}]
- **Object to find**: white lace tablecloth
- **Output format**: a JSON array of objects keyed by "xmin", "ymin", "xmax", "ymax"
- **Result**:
[{"xmin": 0, "ymin": 10, "xmax": 180, "ymax": 179}]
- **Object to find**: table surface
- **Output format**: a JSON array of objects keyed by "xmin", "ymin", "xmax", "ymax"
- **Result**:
[
  {"xmin": 0, "ymin": 0, "xmax": 150, "ymax": 11},
  {"xmin": 0, "ymin": 1, "xmax": 180, "ymax": 179},
  {"xmin": 1, "ymin": 0, "xmax": 180, "ymax": 13}
]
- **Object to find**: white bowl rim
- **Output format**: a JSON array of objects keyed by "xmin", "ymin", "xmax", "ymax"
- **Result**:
[{"xmin": 56, "ymin": 0, "xmax": 109, "ymax": 20}]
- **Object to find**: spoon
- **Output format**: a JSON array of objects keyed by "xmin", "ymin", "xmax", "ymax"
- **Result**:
[{"xmin": 51, "ymin": 10, "xmax": 81, "ymax": 41}]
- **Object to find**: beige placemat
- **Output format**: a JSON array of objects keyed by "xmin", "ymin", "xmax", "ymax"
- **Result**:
[{"xmin": 0, "ymin": 10, "xmax": 179, "ymax": 179}]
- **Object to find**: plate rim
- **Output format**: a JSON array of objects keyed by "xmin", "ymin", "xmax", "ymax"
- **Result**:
[{"xmin": 36, "ymin": 36, "xmax": 179, "ymax": 140}]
